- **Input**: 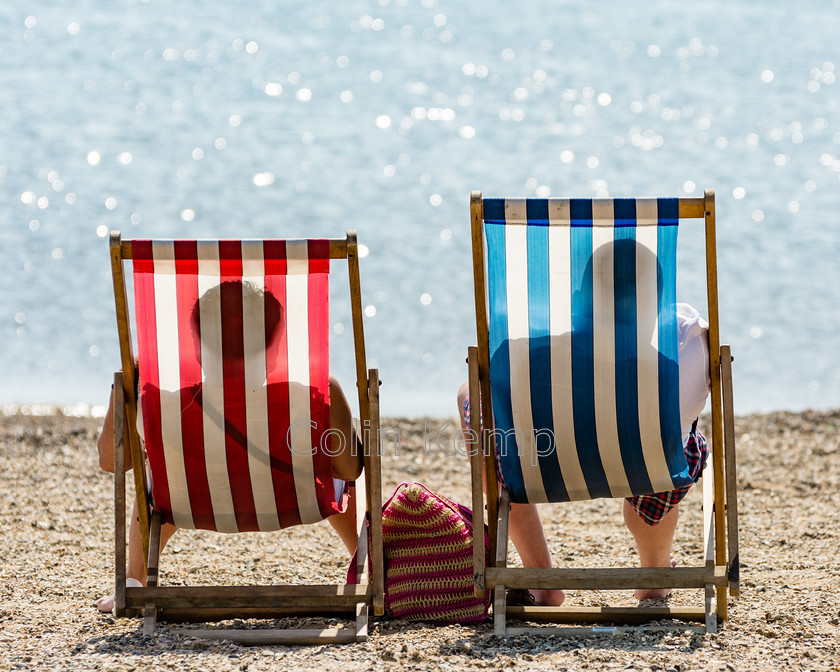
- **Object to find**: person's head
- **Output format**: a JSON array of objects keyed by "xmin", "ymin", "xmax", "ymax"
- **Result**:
[
  {"xmin": 572, "ymin": 237, "xmax": 664, "ymax": 329},
  {"xmin": 190, "ymin": 280, "xmax": 284, "ymax": 360}
]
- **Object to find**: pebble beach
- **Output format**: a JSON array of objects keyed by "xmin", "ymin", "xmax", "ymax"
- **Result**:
[{"xmin": 1, "ymin": 409, "xmax": 839, "ymax": 671}]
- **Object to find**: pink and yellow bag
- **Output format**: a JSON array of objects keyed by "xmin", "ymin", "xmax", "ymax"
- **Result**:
[{"xmin": 379, "ymin": 482, "xmax": 489, "ymax": 623}]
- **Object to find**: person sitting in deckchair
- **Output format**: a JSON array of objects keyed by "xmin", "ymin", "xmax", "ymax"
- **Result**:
[
  {"xmin": 458, "ymin": 303, "xmax": 711, "ymax": 607},
  {"xmin": 96, "ymin": 280, "xmax": 362, "ymax": 612}
]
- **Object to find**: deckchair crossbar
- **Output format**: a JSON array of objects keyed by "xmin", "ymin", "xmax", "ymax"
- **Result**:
[
  {"xmin": 505, "ymin": 605, "xmax": 708, "ymax": 624},
  {"xmin": 127, "ymin": 606, "xmax": 360, "ymax": 620},
  {"xmin": 126, "ymin": 584, "xmax": 370, "ymax": 610},
  {"xmin": 118, "ymin": 237, "xmax": 350, "ymax": 259},
  {"xmin": 485, "ymin": 566, "xmax": 728, "ymax": 590},
  {"xmin": 178, "ymin": 628, "xmax": 359, "ymax": 645}
]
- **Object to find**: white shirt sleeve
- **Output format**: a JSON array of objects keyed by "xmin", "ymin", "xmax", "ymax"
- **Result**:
[{"xmin": 677, "ymin": 302, "xmax": 711, "ymax": 438}]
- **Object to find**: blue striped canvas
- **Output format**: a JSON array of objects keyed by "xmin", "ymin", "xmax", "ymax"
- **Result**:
[{"xmin": 483, "ymin": 197, "xmax": 693, "ymax": 504}]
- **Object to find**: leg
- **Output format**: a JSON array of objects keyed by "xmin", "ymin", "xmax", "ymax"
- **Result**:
[
  {"xmin": 623, "ymin": 499, "xmax": 679, "ymax": 599},
  {"xmin": 98, "ymin": 499, "xmax": 177, "ymax": 613},
  {"xmin": 327, "ymin": 376, "xmax": 363, "ymax": 556},
  {"xmin": 329, "ymin": 376, "xmax": 363, "ymax": 482},
  {"xmin": 508, "ymin": 504, "xmax": 565, "ymax": 606},
  {"xmin": 458, "ymin": 382, "xmax": 564, "ymax": 607},
  {"xmin": 327, "ymin": 486, "xmax": 358, "ymax": 556}
]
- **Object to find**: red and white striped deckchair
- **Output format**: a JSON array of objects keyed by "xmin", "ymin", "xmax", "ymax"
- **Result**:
[{"xmin": 108, "ymin": 232, "xmax": 383, "ymax": 645}]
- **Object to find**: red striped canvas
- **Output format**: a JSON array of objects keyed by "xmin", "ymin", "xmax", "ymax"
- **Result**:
[{"xmin": 132, "ymin": 239, "xmax": 342, "ymax": 533}]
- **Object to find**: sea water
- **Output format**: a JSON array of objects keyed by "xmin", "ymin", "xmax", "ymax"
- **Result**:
[{"xmin": 1, "ymin": 0, "xmax": 839, "ymax": 417}]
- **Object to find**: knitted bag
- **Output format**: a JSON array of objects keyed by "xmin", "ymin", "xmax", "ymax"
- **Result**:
[{"xmin": 380, "ymin": 482, "xmax": 490, "ymax": 623}]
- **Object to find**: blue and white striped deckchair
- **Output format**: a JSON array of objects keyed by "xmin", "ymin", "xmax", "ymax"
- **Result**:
[
  {"xmin": 483, "ymin": 196, "xmax": 691, "ymax": 504},
  {"xmin": 466, "ymin": 190, "xmax": 739, "ymax": 636}
]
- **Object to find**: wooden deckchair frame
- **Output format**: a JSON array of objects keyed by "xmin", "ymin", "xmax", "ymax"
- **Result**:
[
  {"xmin": 108, "ymin": 231, "xmax": 384, "ymax": 644},
  {"xmin": 468, "ymin": 190, "xmax": 739, "ymax": 636}
]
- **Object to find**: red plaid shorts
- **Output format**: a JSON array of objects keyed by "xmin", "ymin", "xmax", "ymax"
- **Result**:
[
  {"xmin": 626, "ymin": 424, "xmax": 708, "ymax": 526},
  {"xmin": 463, "ymin": 396, "xmax": 708, "ymax": 525}
]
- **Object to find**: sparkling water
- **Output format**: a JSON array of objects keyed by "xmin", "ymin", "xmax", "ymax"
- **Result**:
[{"xmin": 2, "ymin": 0, "xmax": 839, "ymax": 417}]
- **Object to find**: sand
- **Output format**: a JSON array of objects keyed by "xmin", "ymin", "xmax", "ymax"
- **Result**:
[{"xmin": 1, "ymin": 409, "xmax": 839, "ymax": 671}]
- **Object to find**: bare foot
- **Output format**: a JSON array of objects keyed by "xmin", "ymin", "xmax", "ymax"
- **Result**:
[
  {"xmin": 634, "ymin": 555, "xmax": 677, "ymax": 600},
  {"xmin": 96, "ymin": 594, "xmax": 115, "ymax": 614},
  {"xmin": 97, "ymin": 578, "xmax": 143, "ymax": 613},
  {"xmin": 531, "ymin": 588, "xmax": 566, "ymax": 606}
]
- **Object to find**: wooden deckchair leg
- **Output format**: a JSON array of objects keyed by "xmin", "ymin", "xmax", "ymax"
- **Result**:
[
  {"xmin": 494, "ymin": 489, "xmax": 512, "ymax": 637},
  {"xmin": 705, "ymin": 584, "xmax": 718, "ymax": 634},
  {"xmin": 109, "ymin": 232, "xmax": 151, "ymax": 567},
  {"xmin": 701, "ymin": 432, "xmax": 726, "ymax": 632},
  {"xmin": 702, "ymin": 450, "xmax": 727, "ymax": 626},
  {"xmin": 355, "ymin": 601, "xmax": 369, "ymax": 642},
  {"xmin": 113, "ymin": 372, "xmax": 127, "ymax": 618},
  {"xmin": 702, "ymin": 189, "xmax": 727, "ymax": 625},
  {"xmin": 495, "ymin": 488, "xmax": 511, "ymax": 570},
  {"xmin": 702, "ymin": 453, "xmax": 715, "ymax": 568},
  {"xmin": 484, "ymin": 426, "xmax": 500, "ymax": 563},
  {"xmin": 494, "ymin": 585, "xmax": 507, "ymax": 637},
  {"xmin": 143, "ymin": 511, "xmax": 162, "ymax": 637},
  {"xmin": 354, "ymin": 479, "xmax": 369, "ymax": 585},
  {"xmin": 721, "ymin": 345, "xmax": 740, "ymax": 598},
  {"xmin": 353, "ymin": 474, "xmax": 371, "ymax": 642},
  {"xmin": 366, "ymin": 369, "xmax": 385, "ymax": 617},
  {"xmin": 468, "ymin": 193, "xmax": 500, "ymax": 562},
  {"xmin": 468, "ymin": 347, "xmax": 486, "ymax": 598}
]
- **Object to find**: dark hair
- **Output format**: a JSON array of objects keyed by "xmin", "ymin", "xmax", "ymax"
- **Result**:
[{"xmin": 190, "ymin": 280, "xmax": 284, "ymax": 353}]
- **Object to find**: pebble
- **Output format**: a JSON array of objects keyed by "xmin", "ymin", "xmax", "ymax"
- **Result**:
[{"xmin": 1, "ymin": 411, "xmax": 839, "ymax": 670}]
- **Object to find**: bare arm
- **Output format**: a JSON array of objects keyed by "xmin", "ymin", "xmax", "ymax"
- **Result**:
[
  {"xmin": 329, "ymin": 376, "xmax": 363, "ymax": 482},
  {"xmin": 97, "ymin": 386, "xmax": 117, "ymax": 473},
  {"xmin": 98, "ymin": 383, "xmax": 132, "ymax": 473}
]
